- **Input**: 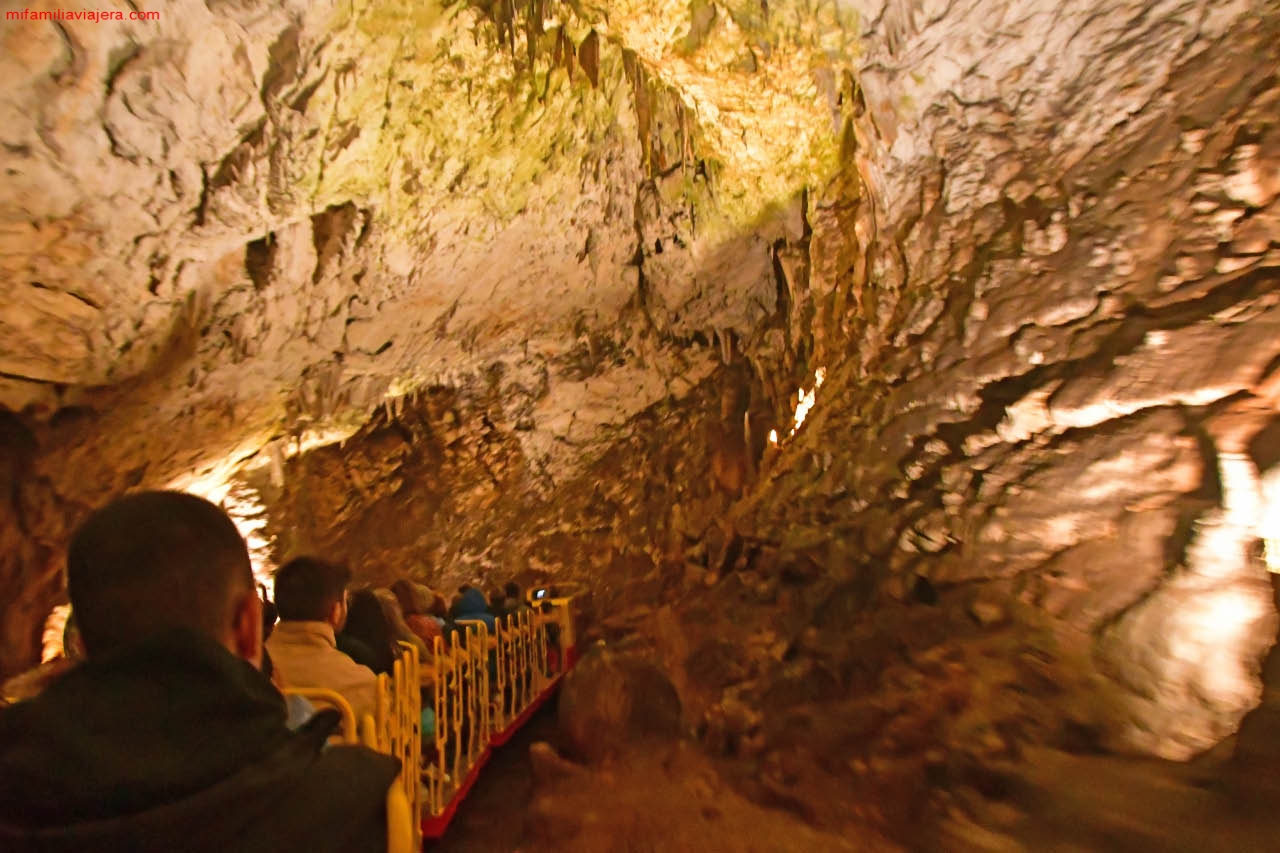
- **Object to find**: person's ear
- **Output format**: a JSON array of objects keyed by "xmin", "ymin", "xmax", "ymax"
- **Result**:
[
  {"xmin": 328, "ymin": 598, "xmax": 345, "ymax": 631},
  {"xmin": 231, "ymin": 592, "xmax": 264, "ymax": 669}
]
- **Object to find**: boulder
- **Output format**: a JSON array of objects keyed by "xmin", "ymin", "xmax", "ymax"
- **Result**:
[{"xmin": 558, "ymin": 649, "xmax": 682, "ymax": 763}]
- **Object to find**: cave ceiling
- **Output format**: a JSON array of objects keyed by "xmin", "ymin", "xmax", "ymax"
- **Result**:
[
  {"xmin": 3, "ymin": 0, "xmax": 1269, "ymax": 494},
  {"xmin": 3, "ymin": 0, "xmax": 1280, "ymax": 764},
  {"xmin": 0, "ymin": 0, "xmax": 860, "ymax": 494}
]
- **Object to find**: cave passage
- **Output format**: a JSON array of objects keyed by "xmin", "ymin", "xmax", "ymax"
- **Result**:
[{"xmin": 3, "ymin": 0, "xmax": 1280, "ymax": 849}]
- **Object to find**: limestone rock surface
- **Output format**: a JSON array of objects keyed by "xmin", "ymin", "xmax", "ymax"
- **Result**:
[{"xmin": 1, "ymin": 1, "xmax": 1280, "ymax": 844}]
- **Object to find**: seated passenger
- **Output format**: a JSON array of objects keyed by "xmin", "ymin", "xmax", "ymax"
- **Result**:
[
  {"xmin": 372, "ymin": 587, "xmax": 431, "ymax": 660},
  {"xmin": 339, "ymin": 588, "xmax": 398, "ymax": 675},
  {"xmin": 335, "ymin": 634, "xmax": 382, "ymax": 677},
  {"xmin": 502, "ymin": 581, "xmax": 532, "ymax": 617},
  {"xmin": 391, "ymin": 578, "xmax": 446, "ymax": 650},
  {"xmin": 260, "ymin": 586, "xmax": 280, "ymax": 682},
  {"xmin": 0, "ymin": 491, "xmax": 398, "ymax": 852},
  {"xmin": 487, "ymin": 585, "xmax": 507, "ymax": 615},
  {"xmin": 450, "ymin": 585, "xmax": 496, "ymax": 633},
  {"xmin": 414, "ymin": 583, "xmax": 444, "ymax": 625},
  {"xmin": 266, "ymin": 557, "xmax": 379, "ymax": 723}
]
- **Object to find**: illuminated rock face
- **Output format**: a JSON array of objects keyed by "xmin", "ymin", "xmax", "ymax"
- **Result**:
[{"xmin": 1, "ymin": 0, "xmax": 1279, "ymax": 781}]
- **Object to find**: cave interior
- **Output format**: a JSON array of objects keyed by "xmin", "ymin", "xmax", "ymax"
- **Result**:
[{"xmin": 3, "ymin": 0, "xmax": 1280, "ymax": 848}]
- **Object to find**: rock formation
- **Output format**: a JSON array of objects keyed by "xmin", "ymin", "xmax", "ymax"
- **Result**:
[{"xmin": 3, "ymin": 0, "xmax": 1280, "ymax": 844}]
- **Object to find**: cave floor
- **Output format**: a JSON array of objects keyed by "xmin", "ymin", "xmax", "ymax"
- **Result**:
[
  {"xmin": 433, "ymin": 709, "xmax": 1280, "ymax": 853},
  {"xmin": 938, "ymin": 745, "xmax": 1280, "ymax": 852}
]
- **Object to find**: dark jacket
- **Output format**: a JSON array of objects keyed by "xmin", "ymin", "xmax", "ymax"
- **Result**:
[
  {"xmin": 336, "ymin": 633, "xmax": 388, "ymax": 675},
  {"xmin": 0, "ymin": 629, "xmax": 400, "ymax": 853}
]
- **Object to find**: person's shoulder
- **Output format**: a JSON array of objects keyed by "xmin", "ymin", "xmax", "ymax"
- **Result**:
[
  {"xmin": 263, "ymin": 630, "xmax": 288, "ymax": 654},
  {"xmin": 297, "ymin": 740, "xmax": 399, "ymax": 794},
  {"xmin": 286, "ymin": 742, "xmax": 400, "ymax": 817},
  {"xmin": 328, "ymin": 644, "xmax": 378, "ymax": 682},
  {"xmin": 276, "ymin": 745, "xmax": 398, "ymax": 853}
]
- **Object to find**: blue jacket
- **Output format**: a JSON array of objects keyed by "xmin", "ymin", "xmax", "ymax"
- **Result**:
[{"xmin": 451, "ymin": 588, "xmax": 496, "ymax": 633}]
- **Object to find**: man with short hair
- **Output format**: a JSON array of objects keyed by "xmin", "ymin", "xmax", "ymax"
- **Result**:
[
  {"xmin": 267, "ymin": 556, "xmax": 379, "ymax": 722},
  {"xmin": 0, "ymin": 491, "xmax": 399, "ymax": 853}
]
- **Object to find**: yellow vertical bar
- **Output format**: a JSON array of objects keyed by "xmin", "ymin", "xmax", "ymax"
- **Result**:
[
  {"xmin": 483, "ymin": 623, "xmax": 492, "ymax": 744},
  {"xmin": 507, "ymin": 615, "xmax": 517, "ymax": 721},
  {"xmin": 431, "ymin": 634, "xmax": 446, "ymax": 816},
  {"xmin": 504, "ymin": 614, "xmax": 514, "ymax": 722},
  {"xmin": 523, "ymin": 610, "xmax": 533, "ymax": 706},
  {"xmin": 385, "ymin": 672, "xmax": 396, "ymax": 752},
  {"xmin": 407, "ymin": 648, "xmax": 416, "ymax": 827},
  {"xmin": 451, "ymin": 633, "xmax": 464, "ymax": 792},
  {"xmin": 467, "ymin": 624, "xmax": 477, "ymax": 762},
  {"xmin": 395, "ymin": 650, "xmax": 407, "ymax": 813},
  {"xmin": 477, "ymin": 623, "xmax": 487, "ymax": 762},
  {"xmin": 494, "ymin": 615, "xmax": 507, "ymax": 731},
  {"xmin": 531, "ymin": 610, "xmax": 539, "ymax": 695},
  {"xmin": 513, "ymin": 612, "xmax": 524, "ymax": 710},
  {"xmin": 386, "ymin": 782, "xmax": 414, "ymax": 853},
  {"xmin": 504, "ymin": 615, "xmax": 513, "ymax": 729},
  {"xmin": 456, "ymin": 628, "xmax": 468, "ymax": 781},
  {"xmin": 424, "ymin": 639, "xmax": 436, "ymax": 816},
  {"xmin": 514, "ymin": 611, "xmax": 524, "ymax": 709},
  {"xmin": 534, "ymin": 609, "xmax": 546, "ymax": 688},
  {"xmin": 405, "ymin": 641, "xmax": 420, "ymax": 830},
  {"xmin": 469, "ymin": 624, "xmax": 481, "ymax": 769},
  {"xmin": 359, "ymin": 712, "xmax": 377, "ymax": 749},
  {"xmin": 375, "ymin": 674, "xmax": 387, "ymax": 752}
]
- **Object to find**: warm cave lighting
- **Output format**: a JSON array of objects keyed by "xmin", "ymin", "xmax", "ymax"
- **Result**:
[
  {"xmin": 167, "ymin": 468, "xmax": 275, "ymax": 588},
  {"xmin": 770, "ymin": 367, "xmax": 827, "ymax": 446},
  {"xmin": 790, "ymin": 367, "xmax": 826, "ymax": 437},
  {"xmin": 41, "ymin": 604, "xmax": 71, "ymax": 663},
  {"xmin": 1178, "ymin": 587, "xmax": 1266, "ymax": 711},
  {"xmin": 1193, "ymin": 590, "xmax": 1262, "ymax": 646},
  {"xmin": 1260, "ymin": 466, "xmax": 1280, "ymax": 573}
]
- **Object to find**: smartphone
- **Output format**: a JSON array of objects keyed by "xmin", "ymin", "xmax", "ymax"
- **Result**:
[{"xmin": 533, "ymin": 588, "xmax": 548, "ymax": 600}]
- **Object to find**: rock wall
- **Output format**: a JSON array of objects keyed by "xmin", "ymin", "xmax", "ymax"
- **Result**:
[
  {"xmin": 2, "ymin": 0, "xmax": 1279, "ymax": 794},
  {"xmin": 248, "ymin": 359, "xmax": 770, "ymax": 598},
  {"xmin": 0, "ymin": 0, "xmax": 803, "ymax": 672},
  {"xmin": 757, "ymin": 2, "xmax": 1280, "ymax": 761}
]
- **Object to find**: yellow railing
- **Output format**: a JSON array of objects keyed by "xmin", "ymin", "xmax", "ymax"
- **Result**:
[
  {"xmin": 289, "ymin": 598, "xmax": 573, "ymax": 839},
  {"xmin": 284, "ymin": 680, "xmax": 419, "ymax": 853},
  {"xmin": 420, "ymin": 603, "xmax": 568, "ymax": 818},
  {"xmin": 422, "ymin": 620, "xmax": 489, "ymax": 815},
  {"xmin": 378, "ymin": 642, "xmax": 421, "ymax": 825},
  {"xmin": 493, "ymin": 608, "xmax": 549, "ymax": 730},
  {"xmin": 538, "ymin": 597, "xmax": 576, "ymax": 663}
]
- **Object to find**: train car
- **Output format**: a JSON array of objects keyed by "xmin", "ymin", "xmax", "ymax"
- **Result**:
[{"xmin": 290, "ymin": 593, "xmax": 579, "ymax": 850}]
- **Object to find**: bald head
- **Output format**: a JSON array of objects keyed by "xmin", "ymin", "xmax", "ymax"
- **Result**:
[{"xmin": 67, "ymin": 491, "xmax": 257, "ymax": 659}]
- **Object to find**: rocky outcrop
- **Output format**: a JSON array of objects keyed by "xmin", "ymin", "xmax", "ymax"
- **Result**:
[
  {"xmin": 556, "ymin": 649, "xmax": 682, "ymax": 763},
  {"xmin": 1, "ymin": 3, "xmax": 1279, "ymax": 845},
  {"xmin": 0, "ymin": 0, "xmax": 809, "ymax": 669},
  {"xmin": 725, "ymin": 2, "xmax": 1280, "ymax": 762}
]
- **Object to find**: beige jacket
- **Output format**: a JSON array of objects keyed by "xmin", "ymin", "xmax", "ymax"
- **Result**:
[{"xmin": 266, "ymin": 621, "xmax": 378, "ymax": 722}]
